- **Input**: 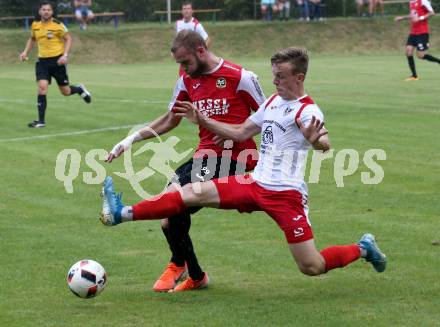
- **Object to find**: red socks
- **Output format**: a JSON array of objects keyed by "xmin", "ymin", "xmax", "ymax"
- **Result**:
[
  {"xmin": 320, "ymin": 244, "xmax": 361, "ymax": 272},
  {"xmin": 132, "ymin": 191, "xmax": 186, "ymax": 220}
]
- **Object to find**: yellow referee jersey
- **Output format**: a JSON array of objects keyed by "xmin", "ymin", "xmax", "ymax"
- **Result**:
[{"xmin": 31, "ymin": 19, "xmax": 68, "ymax": 58}]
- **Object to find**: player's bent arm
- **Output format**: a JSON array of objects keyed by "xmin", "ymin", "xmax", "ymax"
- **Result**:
[
  {"xmin": 106, "ymin": 112, "xmax": 182, "ymax": 162},
  {"xmin": 296, "ymin": 116, "xmax": 330, "ymax": 152},
  {"xmin": 63, "ymin": 33, "xmax": 72, "ymax": 57},
  {"xmin": 200, "ymin": 116, "xmax": 261, "ymax": 143},
  {"xmin": 394, "ymin": 15, "xmax": 407, "ymax": 22},
  {"xmin": 423, "ymin": 10, "xmax": 435, "ymax": 19},
  {"xmin": 139, "ymin": 111, "xmax": 182, "ymax": 139},
  {"xmin": 172, "ymin": 100, "xmax": 261, "ymax": 141}
]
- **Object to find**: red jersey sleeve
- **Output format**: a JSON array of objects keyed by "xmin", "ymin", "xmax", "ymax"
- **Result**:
[{"xmin": 237, "ymin": 69, "xmax": 266, "ymax": 112}]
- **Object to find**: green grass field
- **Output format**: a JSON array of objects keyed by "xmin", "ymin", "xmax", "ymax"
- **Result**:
[{"xmin": 1, "ymin": 54, "xmax": 440, "ymax": 327}]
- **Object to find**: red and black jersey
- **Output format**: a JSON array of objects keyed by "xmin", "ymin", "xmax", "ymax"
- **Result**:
[
  {"xmin": 409, "ymin": 0, "xmax": 433, "ymax": 35},
  {"xmin": 169, "ymin": 59, "xmax": 266, "ymax": 168}
]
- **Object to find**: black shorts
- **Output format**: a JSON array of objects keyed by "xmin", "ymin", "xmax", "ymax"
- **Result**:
[
  {"xmin": 170, "ymin": 157, "xmax": 246, "ymax": 214},
  {"xmin": 407, "ymin": 33, "xmax": 430, "ymax": 51},
  {"xmin": 36, "ymin": 56, "xmax": 70, "ymax": 86}
]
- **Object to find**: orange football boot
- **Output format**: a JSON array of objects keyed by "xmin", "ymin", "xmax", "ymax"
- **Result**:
[
  {"xmin": 171, "ymin": 273, "xmax": 209, "ymax": 292},
  {"xmin": 152, "ymin": 263, "xmax": 187, "ymax": 292}
]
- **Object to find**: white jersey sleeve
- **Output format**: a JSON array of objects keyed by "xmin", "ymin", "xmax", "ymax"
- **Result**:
[
  {"xmin": 249, "ymin": 105, "xmax": 265, "ymax": 127},
  {"xmin": 237, "ymin": 69, "xmax": 266, "ymax": 110},
  {"xmin": 298, "ymin": 104, "xmax": 324, "ymax": 127},
  {"xmin": 421, "ymin": 0, "xmax": 434, "ymax": 12},
  {"xmin": 195, "ymin": 23, "xmax": 209, "ymax": 40},
  {"xmin": 168, "ymin": 77, "xmax": 189, "ymax": 111}
]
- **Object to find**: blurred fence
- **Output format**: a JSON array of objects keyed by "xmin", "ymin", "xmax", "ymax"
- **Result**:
[{"xmin": 1, "ymin": 0, "xmax": 439, "ymax": 25}]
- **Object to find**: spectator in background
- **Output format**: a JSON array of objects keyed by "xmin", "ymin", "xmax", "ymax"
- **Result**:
[
  {"xmin": 356, "ymin": 0, "xmax": 370, "ymax": 16},
  {"xmin": 74, "ymin": 0, "xmax": 94, "ymax": 30},
  {"xmin": 369, "ymin": 0, "xmax": 384, "ymax": 16},
  {"xmin": 277, "ymin": 0, "xmax": 291, "ymax": 20},
  {"xmin": 309, "ymin": 0, "xmax": 323, "ymax": 21},
  {"xmin": 261, "ymin": 0, "xmax": 277, "ymax": 21},
  {"xmin": 296, "ymin": 0, "xmax": 310, "ymax": 21}
]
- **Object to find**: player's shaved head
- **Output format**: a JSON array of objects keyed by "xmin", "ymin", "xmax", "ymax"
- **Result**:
[
  {"xmin": 171, "ymin": 30, "xmax": 207, "ymax": 54},
  {"xmin": 271, "ymin": 48, "xmax": 309, "ymax": 76}
]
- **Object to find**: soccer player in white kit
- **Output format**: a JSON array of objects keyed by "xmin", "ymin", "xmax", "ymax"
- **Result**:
[
  {"xmin": 176, "ymin": 2, "xmax": 210, "ymax": 47},
  {"xmin": 101, "ymin": 47, "xmax": 387, "ymax": 283}
]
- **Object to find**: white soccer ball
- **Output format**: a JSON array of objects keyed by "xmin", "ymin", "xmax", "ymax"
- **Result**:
[{"xmin": 67, "ymin": 259, "xmax": 107, "ymax": 299}]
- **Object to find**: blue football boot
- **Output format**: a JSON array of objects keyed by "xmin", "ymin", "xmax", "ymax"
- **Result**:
[
  {"xmin": 100, "ymin": 176, "xmax": 123, "ymax": 226},
  {"xmin": 358, "ymin": 233, "xmax": 387, "ymax": 273}
]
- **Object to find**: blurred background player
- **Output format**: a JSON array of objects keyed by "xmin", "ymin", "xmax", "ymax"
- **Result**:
[
  {"xmin": 105, "ymin": 30, "xmax": 266, "ymax": 292},
  {"xmin": 74, "ymin": 0, "xmax": 94, "ymax": 30},
  {"xmin": 395, "ymin": 0, "xmax": 440, "ymax": 81},
  {"xmin": 176, "ymin": 2, "xmax": 210, "ymax": 47},
  {"xmin": 19, "ymin": 1, "xmax": 91, "ymax": 128}
]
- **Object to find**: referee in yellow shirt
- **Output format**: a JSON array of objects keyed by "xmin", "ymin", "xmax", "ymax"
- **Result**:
[{"xmin": 19, "ymin": 1, "xmax": 91, "ymax": 128}]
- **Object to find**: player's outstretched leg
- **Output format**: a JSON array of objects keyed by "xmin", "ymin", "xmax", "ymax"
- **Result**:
[
  {"xmin": 318, "ymin": 234, "xmax": 387, "ymax": 274},
  {"xmin": 100, "ymin": 176, "xmax": 190, "ymax": 225},
  {"xmin": 100, "ymin": 176, "xmax": 124, "ymax": 226},
  {"xmin": 358, "ymin": 233, "xmax": 387, "ymax": 272},
  {"xmin": 294, "ymin": 234, "xmax": 387, "ymax": 276}
]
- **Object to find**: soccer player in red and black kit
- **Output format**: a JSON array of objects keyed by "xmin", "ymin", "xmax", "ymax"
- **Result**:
[
  {"xmin": 395, "ymin": 0, "xmax": 440, "ymax": 81},
  {"xmin": 105, "ymin": 30, "xmax": 265, "ymax": 292}
]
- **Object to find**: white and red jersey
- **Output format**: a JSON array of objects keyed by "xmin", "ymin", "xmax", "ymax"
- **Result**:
[
  {"xmin": 176, "ymin": 17, "xmax": 209, "ymax": 41},
  {"xmin": 249, "ymin": 93, "xmax": 324, "ymax": 195},
  {"xmin": 169, "ymin": 59, "xmax": 266, "ymax": 167},
  {"xmin": 409, "ymin": 0, "xmax": 433, "ymax": 35}
]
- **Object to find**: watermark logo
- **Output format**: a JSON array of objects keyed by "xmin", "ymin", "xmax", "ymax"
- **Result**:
[
  {"xmin": 54, "ymin": 126, "xmax": 387, "ymax": 196},
  {"xmin": 54, "ymin": 125, "xmax": 192, "ymax": 197},
  {"xmin": 114, "ymin": 125, "xmax": 192, "ymax": 198}
]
